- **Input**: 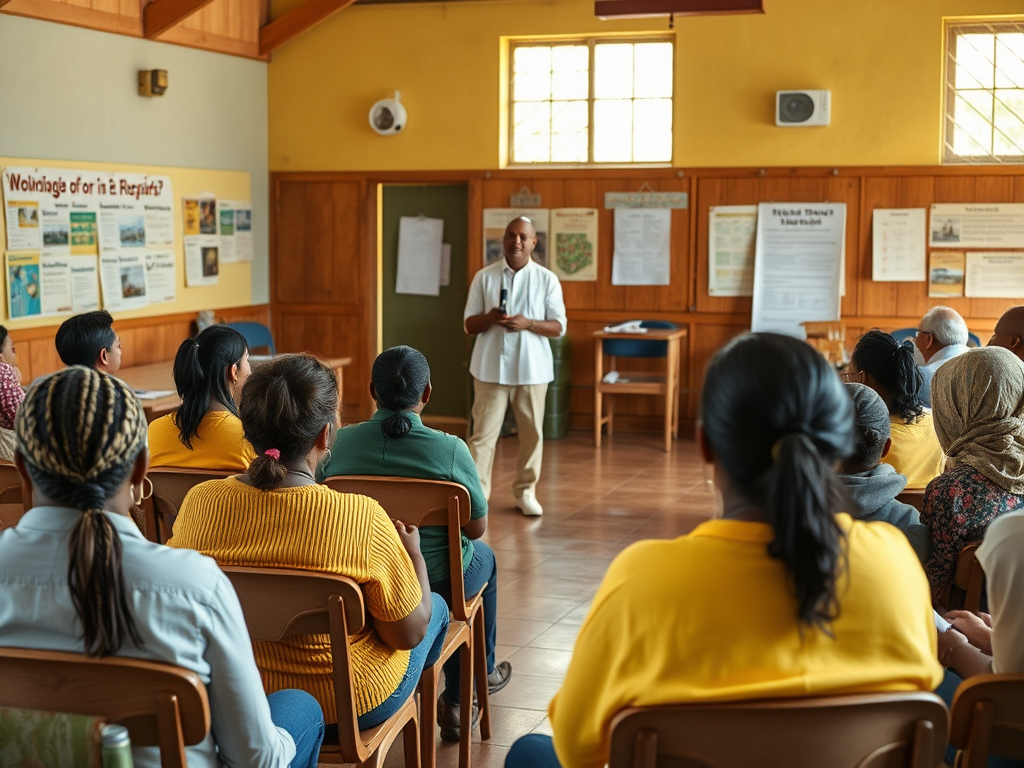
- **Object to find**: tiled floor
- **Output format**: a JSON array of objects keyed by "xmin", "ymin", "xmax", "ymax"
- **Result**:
[{"xmin": 381, "ymin": 430, "xmax": 714, "ymax": 768}]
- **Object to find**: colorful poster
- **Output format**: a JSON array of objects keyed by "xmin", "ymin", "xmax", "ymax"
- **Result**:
[
  {"xmin": 482, "ymin": 208, "xmax": 549, "ymax": 267},
  {"xmin": 708, "ymin": 205, "xmax": 757, "ymax": 296},
  {"xmin": 233, "ymin": 204, "xmax": 253, "ymax": 262},
  {"xmin": 100, "ymin": 253, "xmax": 148, "ymax": 312},
  {"xmin": 6, "ymin": 251, "xmax": 41, "ymax": 318},
  {"xmin": 218, "ymin": 201, "xmax": 237, "ymax": 263},
  {"xmin": 550, "ymin": 208, "xmax": 599, "ymax": 282},
  {"xmin": 185, "ymin": 237, "xmax": 219, "ymax": 287},
  {"xmin": 928, "ymin": 251, "xmax": 966, "ymax": 297}
]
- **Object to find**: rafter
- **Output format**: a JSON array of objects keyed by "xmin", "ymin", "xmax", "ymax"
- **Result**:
[
  {"xmin": 143, "ymin": 0, "xmax": 216, "ymax": 38},
  {"xmin": 594, "ymin": 0, "xmax": 762, "ymax": 19},
  {"xmin": 259, "ymin": 0, "xmax": 357, "ymax": 55}
]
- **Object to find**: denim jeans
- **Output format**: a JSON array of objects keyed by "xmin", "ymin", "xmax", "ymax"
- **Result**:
[
  {"xmin": 356, "ymin": 592, "xmax": 451, "ymax": 730},
  {"xmin": 506, "ymin": 734, "xmax": 562, "ymax": 768},
  {"xmin": 266, "ymin": 689, "xmax": 325, "ymax": 768},
  {"xmin": 430, "ymin": 539, "xmax": 497, "ymax": 704}
]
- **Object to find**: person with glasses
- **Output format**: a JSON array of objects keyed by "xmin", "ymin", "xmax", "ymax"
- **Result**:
[{"xmin": 914, "ymin": 307, "xmax": 970, "ymax": 405}]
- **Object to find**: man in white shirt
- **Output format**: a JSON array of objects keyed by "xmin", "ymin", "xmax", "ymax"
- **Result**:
[
  {"xmin": 915, "ymin": 306, "xmax": 970, "ymax": 405},
  {"xmin": 464, "ymin": 217, "xmax": 567, "ymax": 516}
]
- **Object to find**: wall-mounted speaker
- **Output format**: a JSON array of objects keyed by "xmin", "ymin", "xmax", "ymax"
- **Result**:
[{"xmin": 776, "ymin": 90, "xmax": 830, "ymax": 127}]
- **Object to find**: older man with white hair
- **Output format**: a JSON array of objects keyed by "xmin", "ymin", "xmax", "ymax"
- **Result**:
[{"xmin": 915, "ymin": 306, "xmax": 970, "ymax": 404}]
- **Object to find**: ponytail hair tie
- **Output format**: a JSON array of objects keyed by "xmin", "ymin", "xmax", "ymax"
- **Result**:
[
  {"xmin": 264, "ymin": 448, "xmax": 281, "ymax": 460},
  {"xmin": 770, "ymin": 432, "xmax": 817, "ymax": 461}
]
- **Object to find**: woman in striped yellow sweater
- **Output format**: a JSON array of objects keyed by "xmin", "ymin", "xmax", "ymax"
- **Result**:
[{"xmin": 169, "ymin": 354, "xmax": 450, "ymax": 734}]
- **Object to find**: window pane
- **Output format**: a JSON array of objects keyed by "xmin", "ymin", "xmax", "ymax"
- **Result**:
[
  {"xmin": 996, "ymin": 33, "xmax": 1024, "ymax": 88},
  {"xmin": 551, "ymin": 100, "xmax": 589, "ymax": 163},
  {"xmin": 633, "ymin": 99, "xmax": 673, "ymax": 162},
  {"xmin": 594, "ymin": 99, "xmax": 633, "ymax": 162},
  {"xmin": 633, "ymin": 42, "xmax": 673, "ymax": 98},
  {"xmin": 595, "ymin": 44, "xmax": 634, "ymax": 99},
  {"xmin": 513, "ymin": 101, "xmax": 551, "ymax": 163},
  {"xmin": 552, "ymin": 45, "xmax": 589, "ymax": 100},
  {"xmin": 513, "ymin": 46, "xmax": 551, "ymax": 74},
  {"xmin": 994, "ymin": 89, "xmax": 1024, "ymax": 155},
  {"xmin": 952, "ymin": 90, "xmax": 994, "ymax": 155},
  {"xmin": 956, "ymin": 33, "xmax": 995, "ymax": 89}
]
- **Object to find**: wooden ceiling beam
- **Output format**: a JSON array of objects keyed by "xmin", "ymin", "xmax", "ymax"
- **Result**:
[
  {"xmin": 259, "ymin": 0, "xmax": 357, "ymax": 55},
  {"xmin": 143, "ymin": 0, "xmax": 217, "ymax": 38},
  {"xmin": 595, "ymin": 0, "xmax": 762, "ymax": 19}
]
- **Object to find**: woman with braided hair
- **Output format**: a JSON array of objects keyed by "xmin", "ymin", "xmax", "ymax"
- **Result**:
[
  {"xmin": 0, "ymin": 366, "xmax": 324, "ymax": 768},
  {"xmin": 847, "ymin": 329, "xmax": 945, "ymax": 490}
]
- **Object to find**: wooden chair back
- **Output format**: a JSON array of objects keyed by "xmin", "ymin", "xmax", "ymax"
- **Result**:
[
  {"xmin": 950, "ymin": 673, "xmax": 1024, "ymax": 768},
  {"xmin": 144, "ymin": 467, "xmax": 233, "ymax": 544},
  {"xmin": 948, "ymin": 541, "xmax": 985, "ymax": 614},
  {"xmin": 324, "ymin": 476, "xmax": 474, "ymax": 619},
  {"xmin": 219, "ymin": 566, "xmax": 370, "ymax": 764},
  {"xmin": 608, "ymin": 693, "xmax": 949, "ymax": 768},
  {"xmin": 0, "ymin": 646, "xmax": 210, "ymax": 768},
  {"xmin": 895, "ymin": 490, "xmax": 926, "ymax": 512}
]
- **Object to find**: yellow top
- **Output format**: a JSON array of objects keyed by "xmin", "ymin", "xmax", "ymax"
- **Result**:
[
  {"xmin": 883, "ymin": 412, "xmax": 946, "ymax": 491},
  {"xmin": 547, "ymin": 515, "xmax": 943, "ymax": 768},
  {"xmin": 168, "ymin": 478, "xmax": 423, "ymax": 722},
  {"xmin": 148, "ymin": 411, "xmax": 257, "ymax": 471}
]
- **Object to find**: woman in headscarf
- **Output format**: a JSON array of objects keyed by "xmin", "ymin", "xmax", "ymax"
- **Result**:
[{"xmin": 923, "ymin": 346, "xmax": 1024, "ymax": 603}]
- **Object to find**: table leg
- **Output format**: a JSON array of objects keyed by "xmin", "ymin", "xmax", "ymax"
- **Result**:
[{"xmin": 594, "ymin": 338, "xmax": 603, "ymax": 448}]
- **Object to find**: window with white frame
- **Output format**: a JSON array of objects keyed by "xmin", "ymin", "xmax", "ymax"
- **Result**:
[
  {"xmin": 509, "ymin": 38, "xmax": 674, "ymax": 165},
  {"xmin": 945, "ymin": 21, "xmax": 1024, "ymax": 162}
]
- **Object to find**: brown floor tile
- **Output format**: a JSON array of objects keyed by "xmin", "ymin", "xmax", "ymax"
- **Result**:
[
  {"xmin": 505, "ymin": 646, "xmax": 574, "ymax": 677},
  {"xmin": 489, "ymin": 671, "xmax": 563, "ymax": 711},
  {"xmin": 497, "ymin": 594, "xmax": 580, "ymax": 623},
  {"xmin": 527, "ymin": 622, "xmax": 581, "ymax": 652},
  {"xmin": 496, "ymin": 617, "xmax": 552, "ymax": 647}
]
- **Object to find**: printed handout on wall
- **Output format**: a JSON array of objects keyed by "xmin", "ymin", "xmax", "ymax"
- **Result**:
[
  {"xmin": 482, "ymin": 209, "xmax": 549, "ymax": 268},
  {"xmin": 551, "ymin": 208, "xmax": 599, "ymax": 282},
  {"xmin": 218, "ymin": 201, "xmax": 253, "ymax": 263},
  {"xmin": 965, "ymin": 252, "xmax": 1024, "ymax": 298},
  {"xmin": 929, "ymin": 203, "xmax": 1024, "ymax": 249},
  {"xmin": 708, "ymin": 206, "xmax": 758, "ymax": 296},
  {"xmin": 612, "ymin": 208, "xmax": 670, "ymax": 286},
  {"xmin": 183, "ymin": 198, "xmax": 219, "ymax": 286},
  {"xmin": 100, "ymin": 253, "xmax": 149, "ymax": 312},
  {"xmin": 5, "ymin": 251, "xmax": 99, "ymax": 319},
  {"xmin": 929, "ymin": 251, "xmax": 966, "ymax": 298}
]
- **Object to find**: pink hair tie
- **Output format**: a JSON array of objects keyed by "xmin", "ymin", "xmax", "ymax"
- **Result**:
[{"xmin": 264, "ymin": 448, "xmax": 281, "ymax": 461}]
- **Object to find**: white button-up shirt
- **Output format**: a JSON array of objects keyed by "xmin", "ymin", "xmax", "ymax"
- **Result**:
[
  {"xmin": 0, "ymin": 507, "xmax": 295, "ymax": 768},
  {"xmin": 464, "ymin": 258, "xmax": 567, "ymax": 386}
]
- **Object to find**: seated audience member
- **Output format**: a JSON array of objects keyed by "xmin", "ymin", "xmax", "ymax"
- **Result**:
[
  {"xmin": 0, "ymin": 326, "xmax": 24, "ymax": 461},
  {"xmin": 169, "ymin": 354, "xmax": 449, "ymax": 735},
  {"xmin": 848, "ymin": 329, "xmax": 944, "ymax": 490},
  {"xmin": 506, "ymin": 333, "xmax": 942, "ymax": 768},
  {"xmin": 54, "ymin": 310, "xmax": 122, "ymax": 374},
  {"xmin": 988, "ymin": 305, "xmax": 1024, "ymax": 362},
  {"xmin": 922, "ymin": 347, "xmax": 1024, "ymax": 603},
  {"xmin": 323, "ymin": 345, "xmax": 510, "ymax": 740},
  {"xmin": 915, "ymin": 306, "xmax": 970, "ymax": 405},
  {"xmin": 839, "ymin": 383, "xmax": 930, "ymax": 563},
  {"xmin": 148, "ymin": 325, "xmax": 256, "ymax": 470},
  {"xmin": 0, "ymin": 366, "xmax": 324, "ymax": 768}
]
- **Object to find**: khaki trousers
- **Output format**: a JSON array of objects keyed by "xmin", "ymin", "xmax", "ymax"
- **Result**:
[{"xmin": 468, "ymin": 379, "xmax": 548, "ymax": 501}]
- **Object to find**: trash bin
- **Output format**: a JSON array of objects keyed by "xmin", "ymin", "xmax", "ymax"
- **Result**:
[{"xmin": 544, "ymin": 334, "xmax": 572, "ymax": 439}]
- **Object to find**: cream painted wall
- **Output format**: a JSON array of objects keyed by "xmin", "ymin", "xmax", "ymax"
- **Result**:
[
  {"xmin": 0, "ymin": 15, "xmax": 271, "ymax": 304},
  {"xmin": 268, "ymin": 0, "xmax": 1023, "ymax": 171}
]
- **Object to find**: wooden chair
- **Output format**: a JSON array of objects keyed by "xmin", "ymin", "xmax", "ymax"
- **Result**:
[
  {"xmin": 943, "ymin": 541, "xmax": 985, "ymax": 614},
  {"xmin": 950, "ymin": 673, "xmax": 1024, "ymax": 768},
  {"xmin": 803, "ymin": 321, "xmax": 848, "ymax": 366},
  {"xmin": 0, "ymin": 646, "xmax": 210, "ymax": 768},
  {"xmin": 896, "ymin": 489, "xmax": 926, "ymax": 513},
  {"xmin": 144, "ymin": 467, "xmax": 234, "ymax": 544},
  {"xmin": 0, "ymin": 459, "xmax": 27, "ymax": 531},
  {"xmin": 608, "ymin": 692, "xmax": 949, "ymax": 768},
  {"xmin": 222, "ymin": 566, "xmax": 420, "ymax": 767},
  {"xmin": 324, "ymin": 475, "xmax": 487, "ymax": 768}
]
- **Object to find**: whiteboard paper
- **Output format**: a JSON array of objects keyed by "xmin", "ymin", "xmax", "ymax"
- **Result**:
[
  {"xmin": 872, "ymin": 208, "xmax": 926, "ymax": 282},
  {"xmin": 612, "ymin": 208, "xmax": 671, "ymax": 286},
  {"xmin": 396, "ymin": 216, "xmax": 444, "ymax": 296}
]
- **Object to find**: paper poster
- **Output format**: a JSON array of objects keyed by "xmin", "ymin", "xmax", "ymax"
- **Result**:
[
  {"xmin": 930, "ymin": 203, "xmax": 1024, "ymax": 248},
  {"xmin": 965, "ymin": 252, "xmax": 1024, "ymax": 297},
  {"xmin": 872, "ymin": 208, "xmax": 926, "ymax": 281},
  {"xmin": 440, "ymin": 243, "xmax": 451, "ymax": 287},
  {"xmin": 185, "ymin": 237, "xmax": 220, "ymax": 287},
  {"xmin": 67, "ymin": 255, "xmax": 101, "ymax": 312},
  {"xmin": 218, "ymin": 201, "xmax": 236, "ymax": 263},
  {"xmin": 751, "ymin": 203, "xmax": 846, "ymax": 338},
  {"xmin": 145, "ymin": 251, "xmax": 176, "ymax": 303},
  {"xmin": 396, "ymin": 216, "xmax": 444, "ymax": 296},
  {"xmin": 929, "ymin": 251, "xmax": 966, "ymax": 297},
  {"xmin": 4, "ymin": 199, "xmax": 40, "ymax": 251},
  {"xmin": 39, "ymin": 254, "xmax": 99, "ymax": 315},
  {"xmin": 550, "ymin": 208, "xmax": 599, "ymax": 281},
  {"xmin": 100, "ymin": 252, "xmax": 148, "ymax": 312},
  {"xmin": 233, "ymin": 204, "xmax": 253, "ymax": 262},
  {"xmin": 482, "ymin": 208, "xmax": 549, "ymax": 267},
  {"xmin": 6, "ymin": 252, "xmax": 41, "ymax": 318},
  {"xmin": 612, "ymin": 208, "xmax": 670, "ymax": 286},
  {"xmin": 708, "ymin": 205, "xmax": 757, "ymax": 296}
]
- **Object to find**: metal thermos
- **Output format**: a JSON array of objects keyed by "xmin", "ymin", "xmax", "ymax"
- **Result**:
[{"xmin": 101, "ymin": 724, "xmax": 134, "ymax": 768}]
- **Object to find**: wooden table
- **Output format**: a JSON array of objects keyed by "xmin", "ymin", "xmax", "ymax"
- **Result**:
[
  {"xmin": 593, "ymin": 327, "xmax": 688, "ymax": 452},
  {"xmin": 120, "ymin": 356, "xmax": 352, "ymax": 423}
]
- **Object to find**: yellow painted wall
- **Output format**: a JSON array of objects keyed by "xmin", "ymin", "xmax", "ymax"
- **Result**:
[
  {"xmin": 268, "ymin": 0, "xmax": 1023, "ymax": 171},
  {"xmin": 0, "ymin": 157, "xmax": 251, "ymax": 332}
]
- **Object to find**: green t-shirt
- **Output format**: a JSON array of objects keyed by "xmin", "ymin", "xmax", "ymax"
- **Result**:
[{"xmin": 323, "ymin": 409, "xmax": 487, "ymax": 583}]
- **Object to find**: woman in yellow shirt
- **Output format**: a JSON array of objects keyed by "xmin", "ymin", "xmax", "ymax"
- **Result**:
[
  {"xmin": 848, "ymin": 329, "xmax": 945, "ymax": 490},
  {"xmin": 169, "ymin": 354, "xmax": 449, "ymax": 735},
  {"xmin": 506, "ymin": 334, "xmax": 942, "ymax": 768},
  {"xmin": 148, "ymin": 325, "xmax": 257, "ymax": 470}
]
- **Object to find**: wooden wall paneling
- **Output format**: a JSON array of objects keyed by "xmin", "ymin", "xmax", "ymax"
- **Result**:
[
  {"xmin": 694, "ymin": 177, "xmax": 759, "ymax": 315},
  {"xmin": 829, "ymin": 176, "xmax": 862, "ymax": 318},
  {"xmin": 858, "ymin": 176, "xmax": 900, "ymax": 317},
  {"xmin": 892, "ymin": 175, "xmax": 937, "ymax": 323},
  {"xmin": 683, "ymin": 320, "xmax": 747, "ymax": 420}
]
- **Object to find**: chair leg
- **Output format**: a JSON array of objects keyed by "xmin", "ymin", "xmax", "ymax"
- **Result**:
[
  {"xmin": 607, "ymin": 395, "xmax": 614, "ymax": 438},
  {"xmin": 474, "ymin": 616, "xmax": 491, "ymax": 741},
  {"xmin": 419, "ymin": 666, "xmax": 438, "ymax": 768},
  {"xmin": 404, "ymin": 709, "xmax": 422, "ymax": 768},
  {"xmin": 459, "ymin": 640, "xmax": 474, "ymax": 768}
]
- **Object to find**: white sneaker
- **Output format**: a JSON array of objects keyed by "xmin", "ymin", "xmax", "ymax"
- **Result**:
[{"xmin": 516, "ymin": 494, "xmax": 543, "ymax": 517}]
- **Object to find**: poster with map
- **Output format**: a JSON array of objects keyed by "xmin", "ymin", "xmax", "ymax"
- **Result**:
[{"xmin": 550, "ymin": 208, "xmax": 598, "ymax": 281}]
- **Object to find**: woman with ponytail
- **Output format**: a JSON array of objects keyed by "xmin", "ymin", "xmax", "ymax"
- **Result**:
[
  {"xmin": 148, "ymin": 324, "xmax": 256, "ymax": 470},
  {"xmin": 506, "ymin": 333, "xmax": 942, "ymax": 768},
  {"xmin": 324, "ymin": 345, "xmax": 509, "ymax": 740},
  {"xmin": 170, "ymin": 354, "xmax": 450, "ymax": 738},
  {"xmin": 848, "ymin": 329, "xmax": 945, "ymax": 490},
  {"xmin": 0, "ymin": 366, "xmax": 324, "ymax": 768}
]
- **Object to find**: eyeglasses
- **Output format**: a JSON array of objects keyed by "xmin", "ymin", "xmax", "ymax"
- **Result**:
[
  {"xmin": 914, "ymin": 329, "xmax": 932, "ymax": 338},
  {"xmin": 839, "ymin": 369, "xmax": 865, "ymax": 384}
]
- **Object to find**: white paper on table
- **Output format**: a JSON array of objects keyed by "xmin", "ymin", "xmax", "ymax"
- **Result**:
[
  {"xmin": 930, "ymin": 203, "xmax": 1024, "ymax": 249},
  {"xmin": 396, "ymin": 216, "xmax": 444, "ymax": 296},
  {"xmin": 965, "ymin": 251, "xmax": 1024, "ymax": 297},
  {"xmin": 440, "ymin": 243, "xmax": 451, "ymax": 287},
  {"xmin": 234, "ymin": 205, "xmax": 253, "ymax": 262},
  {"xmin": 708, "ymin": 205, "xmax": 757, "ymax": 296},
  {"xmin": 99, "ymin": 252, "xmax": 149, "ymax": 311},
  {"xmin": 612, "ymin": 208, "xmax": 671, "ymax": 286},
  {"xmin": 145, "ymin": 250, "xmax": 177, "ymax": 303},
  {"xmin": 751, "ymin": 202, "xmax": 846, "ymax": 338},
  {"xmin": 482, "ymin": 209, "xmax": 549, "ymax": 267},
  {"xmin": 184, "ymin": 236, "xmax": 220, "ymax": 286},
  {"xmin": 872, "ymin": 208, "xmax": 926, "ymax": 282}
]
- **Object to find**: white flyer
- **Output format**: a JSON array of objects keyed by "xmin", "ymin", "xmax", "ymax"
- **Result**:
[
  {"xmin": 185, "ymin": 236, "xmax": 220, "ymax": 287},
  {"xmin": 396, "ymin": 216, "xmax": 444, "ymax": 296},
  {"xmin": 233, "ymin": 204, "xmax": 253, "ymax": 262},
  {"xmin": 100, "ymin": 252, "xmax": 149, "ymax": 312},
  {"xmin": 872, "ymin": 208, "xmax": 926, "ymax": 281},
  {"xmin": 965, "ymin": 251, "xmax": 1024, "ymax": 298},
  {"xmin": 218, "ymin": 200, "xmax": 237, "ymax": 263},
  {"xmin": 612, "ymin": 208, "xmax": 670, "ymax": 286},
  {"xmin": 145, "ymin": 251, "xmax": 177, "ymax": 303},
  {"xmin": 708, "ymin": 205, "xmax": 757, "ymax": 296},
  {"xmin": 930, "ymin": 203, "xmax": 1024, "ymax": 248}
]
